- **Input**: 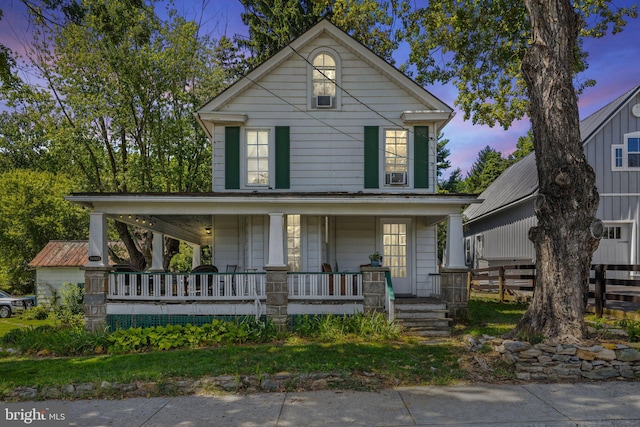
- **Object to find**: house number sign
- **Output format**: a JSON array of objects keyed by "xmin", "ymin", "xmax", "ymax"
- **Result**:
[{"xmin": 88, "ymin": 256, "xmax": 102, "ymax": 262}]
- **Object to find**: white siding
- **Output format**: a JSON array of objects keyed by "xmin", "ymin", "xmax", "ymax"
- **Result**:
[
  {"xmin": 415, "ymin": 222, "xmax": 438, "ymax": 296},
  {"xmin": 35, "ymin": 267, "xmax": 85, "ymax": 306},
  {"xmin": 211, "ymin": 33, "xmax": 439, "ymax": 193},
  {"xmin": 305, "ymin": 216, "xmax": 322, "ymax": 272},
  {"xmin": 335, "ymin": 216, "xmax": 376, "ymax": 271}
]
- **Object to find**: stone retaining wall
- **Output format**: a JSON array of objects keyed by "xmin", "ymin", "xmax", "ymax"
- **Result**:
[{"xmin": 495, "ymin": 339, "xmax": 640, "ymax": 381}]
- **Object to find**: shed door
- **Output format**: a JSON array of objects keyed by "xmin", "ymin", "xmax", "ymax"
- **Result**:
[
  {"xmin": 593, "ymin": 223, "xmax": 631, "ymax": 265},
  {"xmin": 382, "ymin": 220, "xmax": 412, "ymax": 296}
]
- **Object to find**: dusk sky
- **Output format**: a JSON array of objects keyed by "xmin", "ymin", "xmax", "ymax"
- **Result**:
[{"xmin": 1, "ymin": 0, "xmax": 639, "ymax": 176}]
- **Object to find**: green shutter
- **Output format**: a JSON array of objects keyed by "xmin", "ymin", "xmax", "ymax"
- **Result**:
[
  {"xmin": 225, "ymin": 127, "xmax": 240, "ymax": 189},
  {"xmin": 275, "ymin": 126, "xmax": 290, "ymax": 189},
  {"xmin": 364, "ymin": 126, "xmax": 379, "ymax": 188},
  {"xmin": 414, "ymin": 126, "xmax": 429, "ymax": 188}
]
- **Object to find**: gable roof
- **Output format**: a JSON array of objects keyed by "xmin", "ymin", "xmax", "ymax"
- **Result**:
[
  {"xmin": 464, "ymin": 83, "xmax": 640, "ymax": 222},
  {"xmin": 195, "ymin": 19, "xmax": 453, "ymax": 136}
]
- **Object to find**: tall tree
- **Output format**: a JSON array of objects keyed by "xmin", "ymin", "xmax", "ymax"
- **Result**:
[
  {"xmin": 401, "ymin": 0, "xmax": 636, "ymax": 342},
  {"xmin": 238, "ymin": 0, "xmax": 400, "ymax": 65},
  {"xmin": 511, "ymin": 130, "xmax": 535, "ymax": 161},
  {"xmin": 464, "ymin": 146, "xmax": 510, "ymax": 194},
  {"xmin": 436, "ymin": 132, "xmax": 451, "ymax": 179},
  {"xmin": 23, "ymin": 0, "xmax": 226, "ymax": 269},
  {"xmin": 0, "ymin": 170, "xmax": 88, "ymax": 294}
]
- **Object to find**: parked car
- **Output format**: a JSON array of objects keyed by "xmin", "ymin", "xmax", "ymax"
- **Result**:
[{"xmin": 0, "ymin": 290, "xmax": 34, "ymax": 318}]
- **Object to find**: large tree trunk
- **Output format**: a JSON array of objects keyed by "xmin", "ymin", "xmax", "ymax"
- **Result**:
[{"xmin": 517, "ymin": 0, "xmax": 601, "ymax": 343}]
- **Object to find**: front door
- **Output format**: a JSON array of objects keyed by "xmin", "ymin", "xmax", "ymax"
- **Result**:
[{"xmin": 382, "ymin": 219, "xmax": 412, "ymax": 295}]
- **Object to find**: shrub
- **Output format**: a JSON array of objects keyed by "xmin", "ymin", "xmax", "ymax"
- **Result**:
[
  {"xmin": 106, "ymin": 318, "xmax": 279, "ymax": 354},
  {"xmin": 20, "ymin": 305, "xmax": 50, "ymax": 320},
  {"xmin": 292, "ymin": 313, "xmax": 401, "ymax": 342},
  {"xmin": 50, "ymin": 283, "xmax": 84, "ymax": 328},
  {"xmin": 0, "ymin": 325, "xmax": 109, "ymax": 356}
]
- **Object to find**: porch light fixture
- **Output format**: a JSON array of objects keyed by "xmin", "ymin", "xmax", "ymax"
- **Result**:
[{"xmin": 205, "ymin": 227, "xmax": 212, "ymax": 235}]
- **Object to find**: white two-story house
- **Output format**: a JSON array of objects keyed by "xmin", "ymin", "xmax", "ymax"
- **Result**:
[{"xmin": 69, "ymin": 20, "xmax": 476, "ymax": 331}]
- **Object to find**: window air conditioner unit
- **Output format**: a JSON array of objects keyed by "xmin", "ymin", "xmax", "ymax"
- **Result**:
[
  {"xmin": 315, "ymin": 96, "xmax": 333, "ymax": 108},
  {"xmin": 386, "ymin": 172, "xmax": 407, "ymax": 185}
]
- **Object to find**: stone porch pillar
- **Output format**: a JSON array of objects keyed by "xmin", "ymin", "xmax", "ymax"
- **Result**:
[
  {"xmin": 443, "ymin": 213, "xmax": 467, "ymax": 269},
  {"xmin": 265, "ymin": 266, "xmax": 289, "ymax": 331},
  {"xmin": 84, "ymin": 267, "xmax": 109, "ymax": 332},
  {"xmin": 439, "ymin": 268, "xmax": 469, "ymax": 320},
  {"xmin": 361, "ymin": 266, "xmax": 388, "ymax": 313}
]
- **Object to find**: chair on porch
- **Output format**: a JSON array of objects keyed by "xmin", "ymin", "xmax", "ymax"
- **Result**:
[
  {"xmin": 220, "ymin": 265, "xmax": 238, "ymax": 296},
  {"xmin": 113, "ymin": 264, "xmax": 139, "ymax": 296},
  {"xmin": 322, "ymin": 263, "xmax": 339, "ymax": 295},
  {"xmin": 191, "ymin": 264, "xmax": 218, "ymax": 296}
]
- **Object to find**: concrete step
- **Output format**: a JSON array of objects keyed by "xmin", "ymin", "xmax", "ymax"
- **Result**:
[
  {"xmin": 398, "ymin": 318, "xmax": 452, "ymax": 328},
  {"xmin": 396, "ymin": 304, "xmax": 447, "ymax": 312},
  {"xmin": 395, "ymin": 309, "xmax": 449, "ymax": 319},
  {"xmin": 403, "ymin": 327, "xmax": 452, "ymax": 337}
]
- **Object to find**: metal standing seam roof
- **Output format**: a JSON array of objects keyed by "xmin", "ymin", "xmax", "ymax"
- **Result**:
[
  {"xmin": 28, "ymin": 241, "xmax": 123, "ymax": 268},
  {"xmin": 464, "ymin": 84, "xmax": 640, "ymax": 222}
]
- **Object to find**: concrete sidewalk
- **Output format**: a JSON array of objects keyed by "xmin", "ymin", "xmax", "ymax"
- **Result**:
[{"xmin": 4, "ymin": 382, "xmax": 640, "ymax": 427}]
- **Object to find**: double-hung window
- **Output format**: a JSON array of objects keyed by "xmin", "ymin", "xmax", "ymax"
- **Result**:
[
  {"xmin": 612, "ymin": 132, "xmax": 640, "ymax": 170},
  {"xmin": 246, "ymin": 130, "xmax": 269, "ymax": 186},
  {"xmin": 384, "ymin": 130, "xmax": 408, "ymax": 185}
]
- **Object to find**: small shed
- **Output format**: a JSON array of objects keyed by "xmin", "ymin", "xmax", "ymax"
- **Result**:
[{"xmin": 29, "ymin": 241, "xmax": 120, "ymax": 306}]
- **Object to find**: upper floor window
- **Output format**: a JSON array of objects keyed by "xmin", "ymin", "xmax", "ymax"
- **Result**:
[
  {"xmin": 384, "ymin": 129, "xmax": 408, "ymax": 185},
  {"xmin": 246, "ymin": 129, "xmax": 269, "ymax": 185},
  {"xmin": 309, "ymin": 49, "xmax": 340, "ymax": 109},
  {"xmin": 612, "ymin": 132, "xmax": 640, "ymax": 170}
]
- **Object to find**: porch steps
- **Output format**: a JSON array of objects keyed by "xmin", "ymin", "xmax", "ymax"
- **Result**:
[{"xmin": 394, "ymin": 298, "xmax": 452, "ymax": 337}]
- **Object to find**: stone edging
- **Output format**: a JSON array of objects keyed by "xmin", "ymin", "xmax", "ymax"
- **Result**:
[
  {"xmin": 4, "ymin": 372, "xmax": 387, "ymax": 402},
  {"xmin": 495, "ymin": 339, "xmax": 640, "ymax": 381}
]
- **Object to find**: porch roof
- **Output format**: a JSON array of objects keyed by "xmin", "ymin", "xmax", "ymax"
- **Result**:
[{"xmin": 67, "ymin": 192, "xmax": 478, "ymax": 245}]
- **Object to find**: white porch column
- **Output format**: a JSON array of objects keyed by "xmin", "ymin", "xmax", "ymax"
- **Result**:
[
  {"xmin": 87, "ymin": 212, "xmax": 109, "ymax": 268},
  {"xmin": 443, "ymin": 213, "xmax": 467, "ymax": 269},
  {"xmin": 150, "ymin": 231, "xmax": 164, "ymax": 272},
  {"xmin": 267, "ymin": 213, "xmax": 286, "ymax": 267},
  {"xmin": 192, "ymin": 244, "xmax": 201, "ymax": 268}
]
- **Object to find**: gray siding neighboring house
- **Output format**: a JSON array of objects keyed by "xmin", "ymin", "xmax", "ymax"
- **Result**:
[{"xmin": 464, "ymin": 84, "xmax": 640, "ymax": 271}]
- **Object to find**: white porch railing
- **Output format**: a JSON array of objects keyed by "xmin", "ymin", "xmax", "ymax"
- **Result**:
[
  {"xmin": 108, "ymin": 272, "xmax": 266, "ymax": 301},
  {"xmin": 288, "ymin": 272, "xmax": 363, "ymax": 299}
]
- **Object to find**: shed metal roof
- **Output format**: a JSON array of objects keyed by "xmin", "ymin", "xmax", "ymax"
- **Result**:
[
  {"xmin": 28, "ymin": 241, "xmax": 122, "ymax": 268},
  {"xmin": 464, "ymin": 84, "xmax": 640, "ymax": 222}
]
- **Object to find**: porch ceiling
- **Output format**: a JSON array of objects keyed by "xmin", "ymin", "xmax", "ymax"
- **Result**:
[{"xmin": 67, "ymin": 192, "xmax": 478, "ymax": 245}]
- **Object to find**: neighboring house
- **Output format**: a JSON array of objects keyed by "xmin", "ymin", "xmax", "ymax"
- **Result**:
[
  {"xmin": 29, "ymin": 241, "xmax": 122, "ymax": 306},
  {"xmin": 67, "ymin": 20, "xmax": 476, "ymax": 330},
  {"xmin": 464, "ymin": 84, "xmax": 640, "ymax": 272}
]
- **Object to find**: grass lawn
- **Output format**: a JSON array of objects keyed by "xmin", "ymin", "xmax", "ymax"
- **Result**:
[
  {"xmin": 0, "ymin": 299, "xmax": 528, "ymax": 397},
  {"xmin": 0, "ymin": 316, "xmax": 53, "ymax": 337}
]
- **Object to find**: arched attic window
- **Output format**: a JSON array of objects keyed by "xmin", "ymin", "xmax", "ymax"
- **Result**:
[{"xmin": 309, "ymin": 50, "xmax": 340, "ymax": 109}]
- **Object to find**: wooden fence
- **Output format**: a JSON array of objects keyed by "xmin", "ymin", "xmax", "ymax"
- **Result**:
[
  {"xmin": 467, "ymin": 264, "xmax": 536, "ymax": 302},
  {"xmin": 468, "ymin": 263, "xmax": 640, "ymax": 317},
  {"xmin": 589, "ymin": 264, "xmax": 640, "ymax": 317}
]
